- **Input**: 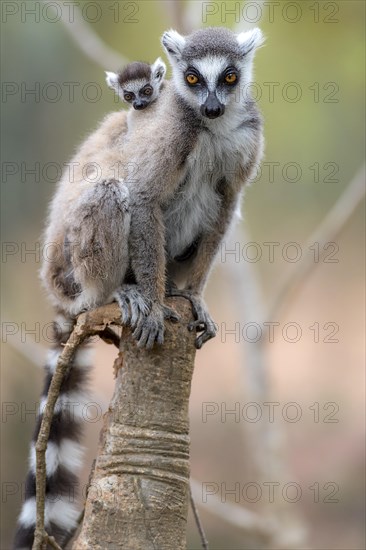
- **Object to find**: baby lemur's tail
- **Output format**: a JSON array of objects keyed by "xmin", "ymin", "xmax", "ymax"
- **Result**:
[{"xmin": 14, "ymin": 313, "xmax": 92, "ymax": 549}]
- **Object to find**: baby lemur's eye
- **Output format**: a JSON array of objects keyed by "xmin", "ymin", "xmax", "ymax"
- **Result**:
[
  {"xmin": 124, "ymin": 92, "xmax": 134, "ymax": 102},
  {"xmin": 143, "ymin": 87, "xmax": 153, "ymax": 96},
  {"xmin": 225, "ymin": 73, "xmax": 237, "ymax": 84},
  {"xmin": 186, "ymin": 74, "xmax": 199, "ymax": 86}
]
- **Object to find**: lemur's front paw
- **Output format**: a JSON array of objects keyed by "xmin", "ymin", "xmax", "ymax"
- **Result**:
[
  {"xmin": 115, "ymin": 287, "xmax": 180, "ymax": 349},
  {"xmin": 132, "ymin": 302, "xmax": 165, "ymax": 349},
  {"xmin": 166, "ymin": 288, "xmax": 217, "ymax": 349},
  {"xmin": 114, "ymin": 285, "xmax": 151, "ymax": 328},
  {"xmin": 132, "ymin": 302, "xmax": 180, "ymax": 350}
]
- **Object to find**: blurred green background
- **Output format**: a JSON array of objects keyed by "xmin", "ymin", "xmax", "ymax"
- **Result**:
[{"xmin": 1, "ymin": 1, "xmax": 365, "ymax": 549}]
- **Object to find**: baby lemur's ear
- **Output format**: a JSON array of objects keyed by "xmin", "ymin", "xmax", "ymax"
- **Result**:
[
  {"xmin": 236, "ymin": 28, "xmax": 265, "ymax": 56},
  {"xmin": 151, "ymin": 57, "xmax": 166, "ymax": 83},
  {"xmin": 105, "ymin": 71, "xmax": 119, "ymax": 90}
]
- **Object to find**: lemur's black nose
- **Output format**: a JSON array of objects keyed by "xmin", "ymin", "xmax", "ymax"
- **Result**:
[
  {"xmin": 201, "ymin": 92, "xmax": 225, "ymax": 119},
  {"xmin": 134, "ymin": 102, "xmax": 146, "ymax": 110},
  {"xmin": 205, "ymin": 106, "xmax": 224, "ymax": 119}
]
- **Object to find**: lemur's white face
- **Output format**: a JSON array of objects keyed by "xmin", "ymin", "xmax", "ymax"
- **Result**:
[
  {"xmin": 178, "ymin": 56, "xmax": 242, "ymax": 119},
  {"xmin": 162, "ymin": 28, "xmax": 264, "ymax": 119}
]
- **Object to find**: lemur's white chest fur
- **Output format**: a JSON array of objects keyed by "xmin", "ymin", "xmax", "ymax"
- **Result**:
[{"xmin": 164, "ymin": 118, "xmax": 249, "ymax": 258}]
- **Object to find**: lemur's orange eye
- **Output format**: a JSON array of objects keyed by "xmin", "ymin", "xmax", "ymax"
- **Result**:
[
  {"xmin": 225, "ymin": 73, "xmax": 237, "ymax": 84},
  {"xmin": 186, "ymin": 74, "xmax": 199, "ymax": 85}
]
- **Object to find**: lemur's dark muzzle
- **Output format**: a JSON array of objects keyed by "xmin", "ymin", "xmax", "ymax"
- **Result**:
[
  {"xmin": 134, "ymin": 101, "xmax": 148, "ymax": 110},
  {"xmin": 201, "ymin": 92, "xmax": 225, "ymax": 119}
]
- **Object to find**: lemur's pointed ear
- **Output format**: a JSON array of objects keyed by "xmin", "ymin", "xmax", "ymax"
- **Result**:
[
  {"xmin": 105, "ymin": 71, "xmax": 119, "ymax": 89},
  {"xmin": 236, "ymin": 28, "xmax": 265, "ymax": 56},
  {"xmin": 151, "ymin": 57, "xmax": 166, "ymax": 82},
  {"xmin": 161, "ymin": 30, "xmax": 186, "ymax": 62}
]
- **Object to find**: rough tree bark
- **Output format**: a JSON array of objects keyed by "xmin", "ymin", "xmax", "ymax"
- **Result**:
[{"xmin": 72, "ymin": 297, "xmax": 197, "ymax": 549}]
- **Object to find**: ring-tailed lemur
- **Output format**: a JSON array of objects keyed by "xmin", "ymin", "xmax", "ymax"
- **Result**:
[
  {"xmin": 105, "ymin": 57, "xmax": 166, "ymax": 111},
  {"xmin": 14, "ymin": 27, "xmax": 264, "ymax": 548},
  {"xmin": 106, "ymin": 58, "xmax": 166, "ymax": 136}
]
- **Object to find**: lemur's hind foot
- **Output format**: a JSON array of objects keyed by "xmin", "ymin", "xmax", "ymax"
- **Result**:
[{"xmin": 166, "ymin": 288, "xmax": 217, "ymax": 349}]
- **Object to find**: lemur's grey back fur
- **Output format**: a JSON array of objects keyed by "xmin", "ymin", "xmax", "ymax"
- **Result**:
[{"xmin": 14, "ymin": 26, "xmax": 264, "ymax": 548}]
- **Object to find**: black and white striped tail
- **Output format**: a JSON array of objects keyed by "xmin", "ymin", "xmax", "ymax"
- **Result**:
[{"xmin": 14, "ymin": 314, "xmax": 93, "ymax": 549}]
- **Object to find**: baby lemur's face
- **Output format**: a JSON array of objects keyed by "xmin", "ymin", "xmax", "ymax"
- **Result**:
[
  {"xmin": 121, "ymin": 77, "xmax": 155, "ymax": 110},
  {"xmin": 106, "ymin": 58, "xmax": 166, "ymax": 111}
]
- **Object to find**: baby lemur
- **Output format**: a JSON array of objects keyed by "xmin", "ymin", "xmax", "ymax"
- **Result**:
[
  {"xmin": 106, "ymin": 57, "xmax": 166, "ymax": 111},
  {"xmin": 15, "ymin": 27, "xmax": 264, "ymax": 548}
]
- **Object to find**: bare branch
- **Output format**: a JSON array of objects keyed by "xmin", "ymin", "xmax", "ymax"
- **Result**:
[
  {"xmin": 221, "ymin": 166, "xmax": 364, "ymax": 548},
  {"xmin": 268, "ymin": 164, "xmax": 365, "ymax": 321},
  {"xmin": 160, "ymin": 0, "xmax": 191, "ymax": 34},
  {"xmin": 45, "ymin": 534, "xmax": 63, "ymax": 550},
  {"xmin": 4, "ymin": 317, "xmax": 120, "ymax": 374},
  {"xmin": 190, "ymin": 486, "xmax": 209, "ymax": 550},
  {"xmin": 41, "ymin": 0, "xmax": 127, "ymax": 70},
  {"xmin": 224, "ymin": 225, "xmax": 308, "ymax": 547},
  {"xmin": 191, "ymin": 478, "xmax": 274, "ymax": 537},
  {"xmin": 190, "ymin": 480, "xmax": 306, "ymax": 549},
  {"xmin": 177, "ymin": 1, "xmax": 204, "ymax": 33}
]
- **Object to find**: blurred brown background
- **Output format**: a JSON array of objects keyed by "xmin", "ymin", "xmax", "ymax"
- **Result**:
[{"xmin": 1, "ymin": 1, "xmax": 365, "ymax": 549}]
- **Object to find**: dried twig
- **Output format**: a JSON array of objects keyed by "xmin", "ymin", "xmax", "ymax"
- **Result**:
[
  {"xmin": 40, "ymin": 0, "xmax": 127, "ymax": 70},
  {"xmin": 159, "ymin": 0, "xmax": 194, "ymax": 34},
  {"xmin": 32, "ymin": 325, "xmax": 87, "ymax": 549},
  {"xmin": 224, "ymin": 227, "xmax": 307, "ymax": 547},
  {"xmin": 267, "ymin": 164, "xmax": 365, "ymax": 321},
  {"xmin": 44, "ymin": 534, "xmax": 63, "ymax": 550},
  {"xmin": 190, "ymin": 480, "xmax": 306, "ymax": 549},
  {"xmin": 183, "ymin": 0, "xmax": 206, "ymax": 33},
  {"xmin": 220, "ymin": 167, "xmax": 365, "ymax": 548},
  {"xmin": 190, "ymin": 485, "xmax": 209, "ymax": 550}
]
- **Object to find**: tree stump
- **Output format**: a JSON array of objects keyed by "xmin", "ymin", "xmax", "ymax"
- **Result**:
[{"xmin": 73, "ymin": 297, "xmax": 196, "ymax": 549}]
